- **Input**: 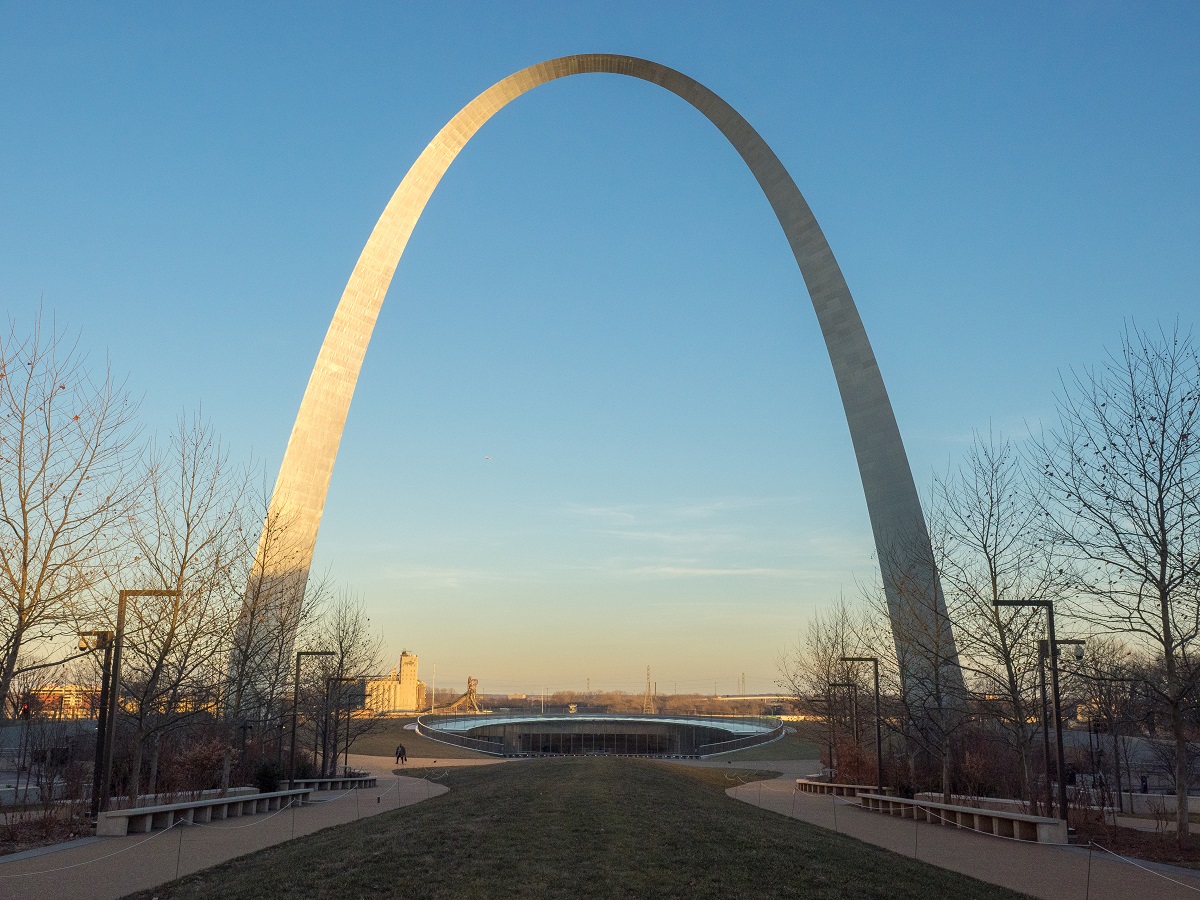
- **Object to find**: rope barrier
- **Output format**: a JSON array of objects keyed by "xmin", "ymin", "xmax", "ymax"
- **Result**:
[
  {"xmin": 0, "ymin": 818, "xmax": 183, "ymax": 878},
  {"xmin": 189, "ymin": 795, "xmax": 301, "ymax": 829},
  {"xmin": 1089, "ymin": 840, "xmax": 1200, "ymax": 894},
  {"xmin": 831, "ymin": 794, "xmax": 1200, "ymax": 893},
  {"xmin": 0, "ymin": 774, "xmax": 403, "ymax": 882},
  {"xmin": 837, "ymin": 797, "xmax": 1064, "ymax": 847}
]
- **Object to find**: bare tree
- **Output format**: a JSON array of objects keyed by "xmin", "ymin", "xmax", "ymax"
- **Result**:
[
  {"xmin": 1039, "ymin": 323, "xmax": 1200, "ymax": 842},
  {"xmin": 778, "ymin": 598, "xmax": 880, "ymax": 781},
  {"xmin": 871, "ymin": 528, "xmax": 974, "ymax": 803},
  {"xmin": 0, "ymin": 311, "xmax": 140, "ymax": 717},
  {"xmin": 308, "ymin": 592, "xmax": 382, "ymax": 775},
  {"xmin": 933, "ymin": 429, "xmax": 1062, "ymax": 812},
  {"xmin": 225, "ymin": 493, "xmax": 324, "ymax": 724},
  {"xmin": 110, "ymin": 413, "xmax": 251, "ymax": 797}
]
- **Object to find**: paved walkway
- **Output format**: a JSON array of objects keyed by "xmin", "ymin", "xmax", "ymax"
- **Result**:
[
  {"xmin": 7, "ymin": 752, "xmax": 1197, "ymax": 899},
  {"xmin": 717, "ymin": 762, "xmax": 1200, "ymax": 900},
  {"xmin": 0, "ymin": 754, "xmax": 501, "ymax": 900}
]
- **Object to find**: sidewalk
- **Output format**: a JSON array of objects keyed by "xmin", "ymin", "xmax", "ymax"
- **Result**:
[
  {"xmin": 0, "ymin": 754, "xmax": 498, "ymax": 900},
  {"xmin": 724, "ymin": 767, "xmax": 1200, "ymax": 900}
]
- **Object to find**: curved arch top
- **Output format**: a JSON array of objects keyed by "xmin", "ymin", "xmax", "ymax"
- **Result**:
[{"xmin": 258, "ymin": 54, "xmax": 960, "ymax": 682}]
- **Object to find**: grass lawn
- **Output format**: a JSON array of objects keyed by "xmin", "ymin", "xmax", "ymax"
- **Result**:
[
  {"xmin": 124, "ymin": 759, "xmax": 1029, "ymax": 899},
  {"xmin": 715, "ymin": 728, "xmax": 820, "ymax": 762},
  {"xmin": 350, "ymin": 717, "xmax": 490, "ymax": 760}
]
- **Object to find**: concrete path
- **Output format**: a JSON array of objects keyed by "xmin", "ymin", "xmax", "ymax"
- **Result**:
[
  {"xmin": 0, "ymin": 754, "xmax": 498, "ymax": 900},
  {"xmin": 719, "ymin": 763, "xmax": 1200, "ymax": 900}
]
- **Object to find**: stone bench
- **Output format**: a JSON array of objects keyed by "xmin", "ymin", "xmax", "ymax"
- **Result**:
[
  {"xmin": 284, "ymin": 775, "xmax": 377, "ymax": 791},
  {"xmin": 857, "ymin": 792, "xmax": 1068, "ymax": 844},
  {"xmin": 795, "ymin": 778, "xmax": 880, "ymax": 798},
  {"xmin": 97, "ymin": 788, "xmax": 313, "ymax": 836}
]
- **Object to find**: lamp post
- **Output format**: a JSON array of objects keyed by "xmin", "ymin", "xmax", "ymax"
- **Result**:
[
  {"xmin": 996, "ymin": 599, "xmax": 1081, "ymax": 822},
  {"xmin": 81, "ymin": 630, "xmax": 114, "ymax": 821},
  {"xmin": 91, "ymin": 589, "xmax": 181, "ymax": 817},
  {"xmin": 289, "ymin": 651, "xmax": 334, "ymax": 785},
  {"xmin": 842, "ymin": 657, "xmax": 883, "ymax": 791}
]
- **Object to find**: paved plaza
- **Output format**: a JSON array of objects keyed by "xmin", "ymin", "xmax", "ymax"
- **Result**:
[
  {"xmin": 4, "ymin": 751, "xmax": 1200, "ymax": 899},
  {"xmin": 716, "ymin": 759, "xmax": 1200, "ymax": 900}
]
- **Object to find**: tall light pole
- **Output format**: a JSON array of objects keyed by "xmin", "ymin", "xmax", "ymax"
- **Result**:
[
  {"xmin": 95, "ymin": 589, "xmax": 181, "ymax": 816},
  {"xmin": 82, "ymin": 630, "xmax": 114, "ymax": 821},
  {"xmin": 842, "ymin": 656, "xmax": 883, "ymax": 791},
  {"xmin": 996, "ymin": 599, "xmax": 1075, "ymax": 822},
  {"xmin": 289, "ymin": 651, "xmax": 334, "ymax": 784}
]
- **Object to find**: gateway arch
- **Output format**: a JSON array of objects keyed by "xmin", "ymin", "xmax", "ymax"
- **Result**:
[{"xmin": 254, "ymin": 54, "xmax": 962, "ymax": 691}]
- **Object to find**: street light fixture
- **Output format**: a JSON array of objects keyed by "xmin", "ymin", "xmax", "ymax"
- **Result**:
[
  {"xmin": 841, "ymin": 656, "xmax": 883, "ymax": 791},
  {"xmin": 289, "ymin": 651, "xmax": 335, "ymax": 784},
  {"xmin": 995, "ymin": 599, "xmax": 1081, "ymax": 822},
  {"xmin": 80, "ymin": 629, "xmax": 114, "ymax": 821}
]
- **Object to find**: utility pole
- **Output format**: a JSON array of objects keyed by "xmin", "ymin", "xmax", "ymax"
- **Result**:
[{"xmin": 642, "ymin": 667, "xmax": 653, "ymax": 714}]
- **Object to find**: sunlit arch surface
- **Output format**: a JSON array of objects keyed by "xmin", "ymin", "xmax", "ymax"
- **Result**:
[{"xmin": 258, "ymin": 54, "xmax": 961, "ymax": 680}]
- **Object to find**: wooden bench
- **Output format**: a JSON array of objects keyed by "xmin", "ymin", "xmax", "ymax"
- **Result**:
[
  {"xmin": 856, "ymin": 792, "xmax": 1068, "ymax": 844},
  {"xmin": 795, "ymin": 778, "xmax": 880, "ymax": 798},
  {"xmin": 97, "ymin": 788, "xmax": 313, "ymax": 836},
  {"xmin": 284, "ymin": 775, "xmax": 377, "ymax": 791}
]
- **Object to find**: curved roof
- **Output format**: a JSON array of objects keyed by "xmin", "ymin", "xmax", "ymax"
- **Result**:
[{"xmin": 423, "ymin": 713, "xmax": 776, "ymax": 736}]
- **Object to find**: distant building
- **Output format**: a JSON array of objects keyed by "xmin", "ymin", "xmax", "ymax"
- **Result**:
[
  {"xmin": 365, "ymin": 650, "xmax": 427, "ymax": 714},
  {"xmin": 29, "ymin": 684, "xmax": 99, "ymax": 719}
]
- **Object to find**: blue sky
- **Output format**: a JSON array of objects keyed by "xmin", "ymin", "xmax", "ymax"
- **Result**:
[{"xmin": 2, "ymin": 2, "xmax": 1197, "ymax": 694}]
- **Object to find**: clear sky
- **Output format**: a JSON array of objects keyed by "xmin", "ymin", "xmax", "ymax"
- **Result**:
[{"xmin": 1, "ymin": 2, "xmax": 1197, "ymax": 695}]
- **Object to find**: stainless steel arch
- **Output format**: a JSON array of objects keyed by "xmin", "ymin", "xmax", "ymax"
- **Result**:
[{"xmin": 257, "ymin": 53, "xmax": 961, "ymax": 687}]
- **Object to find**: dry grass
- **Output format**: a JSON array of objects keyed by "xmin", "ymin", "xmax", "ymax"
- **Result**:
[{"xmin": 123, "ymin": 758, "xmax": 1029, "ymax": 899}]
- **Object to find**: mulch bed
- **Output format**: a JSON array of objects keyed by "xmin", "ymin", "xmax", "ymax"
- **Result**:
[
  {"xmin": 1073, "ymin": 812, "xmax": 1200, "ymax": 870},
  {"xmin": 0, "ymin": 813, "xmax": 91, "ymax": 857}
]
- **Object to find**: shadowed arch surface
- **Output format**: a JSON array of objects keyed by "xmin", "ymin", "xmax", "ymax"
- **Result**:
[{"xmin": 257, "ymin": 53, "xmax": 960, "ymax": 682}]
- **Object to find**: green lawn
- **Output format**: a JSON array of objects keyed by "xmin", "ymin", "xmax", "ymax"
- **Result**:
[
  {"xmin": 125, "ymin": 758, "xmax": 1029, "ymax": 899},
  {"xmin": 350, "ymin": 717, "xmax": 490, "ymax": 760},
  {"xmin": 716, "ymin": 727, "xmax": 820, "ymax": 762}
]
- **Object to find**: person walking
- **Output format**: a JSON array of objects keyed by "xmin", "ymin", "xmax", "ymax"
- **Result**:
[{"xmin": 396, "ymin": 743, "xmax": 407, "ymax": 764}]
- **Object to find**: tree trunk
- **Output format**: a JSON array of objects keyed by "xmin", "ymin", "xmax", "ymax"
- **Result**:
[
  {"xmin": 1174, "ymin": 709, "xmax": 1190, "ymax": 845},
  {"xmin": 942, "ymin": 740, "xmax": 952, "ymax": 804},
  {"xmin": 0, "ymin": 637, "xmax": 22, "ymax": 720},
  {"xmin": 1111, "ymin": 722, "xmax": 1123, "ymax": 815},
  {"xmin": 129, "ymin": 735, "xmax": 144, "ymax": 802},
  {"xmin": 1020, "ymin": 741, "xmax": 1039, "ymax": 817},
  {"xmin": 147, "ymin": 736, "xmax": 160, "ymax": 798}
]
